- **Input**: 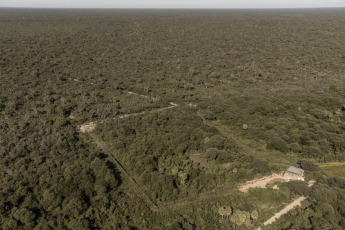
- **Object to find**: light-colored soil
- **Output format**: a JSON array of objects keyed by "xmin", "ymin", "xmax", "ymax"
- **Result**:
[
  {"xmin": 308, "ymin": 180, "xmax": 315, "ymax": 187},
  {"xmin": 77, "ymin": 98, "xmax": 313, "ymax": 216},
  {"xmin": 68, "ymin": 114, "xmax": 75, "ymax": 120},
  {"xmin": 259, "ymin": 179, "xmax": 315, "ymax": 228},
  {"xmin": 119, "ymin": 92, "xmax": 178, "ymax": 120},
  {"xmin": 78, "ymin": 122, "xmax": 96, "ymax": 133},
  {"xmin": 263, "ymin": 196, "xmax": 306, "ymax": 226},
  {"xmin": 239, "ymin": 173, "xmax": 302, "ymax": 192},
  {"xmin": 79, "ymin": 102, "xmax": 179, "ymax": 133},
  {"xmin": 117, "ymin": 102, "xmax": 178, "ymax": 119},
  {"xmin": 190, "ymin": 154, "xmax": 209, "ymax": 168},
  {"xmin": 126, "ymin": 91, "xmax": 157, "ymax": 101}
]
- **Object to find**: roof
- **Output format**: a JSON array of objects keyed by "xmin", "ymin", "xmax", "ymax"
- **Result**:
[{"xmin": 287, "ymin": 166, "xmax": 304, "ymax": 175}]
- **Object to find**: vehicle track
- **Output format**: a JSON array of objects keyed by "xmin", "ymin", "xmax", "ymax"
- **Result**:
[
  {"xmin": 79, "ymin": 94, "xmax": 308, "ymax": 219},
  {"xmin": 89, "ymin": 133, "xmax": 159, "ymax": 211},
  {"xmin": 79, "ymin": 102, "xmax": 178, "ymax": 133},
  {"xmin": 88, "ymin": 132, "xmax": 235, "ymax": 213},
  {"xmin": 263, "ymin": 196, "xmax": 306, "ymax": 226}
]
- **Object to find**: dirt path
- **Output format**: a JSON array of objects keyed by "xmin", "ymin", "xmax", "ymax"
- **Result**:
[
  {"xmin": 88, "ymin": 132, "xmax": 231, "ymax": 213},
  {"xmin": 126, "ymin": 91, "xmax": 157, "ymax": 101},
  {"xmin": 239, "ymin": 173, "xmax": 288, "ymax": 192},
  {"xmin": 260, "ymin": 180, "xmax": 314, "ymax": 228},
  {"xmin": 196, "ymin": 111, "xmax": 260, "ymax": 157},
  {"xmin": 117, "ymin": 102, "xmax": 178, "ymax": 119},
  {"xmin": 78, "ymin": 102, "xmax": 179, "ymax": 133},
  {"xmin": 89, "ymin": 133, "xmax": 159, "ymax": 211},
  {"xmin": 263, "ymin": 196, "xmax": 306, "ymax": 226},
  {"xmin": 78, "ymin": 103, "xmax": 314, "ymax": 216}
]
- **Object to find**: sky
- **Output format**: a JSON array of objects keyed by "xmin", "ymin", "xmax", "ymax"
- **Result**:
[{"xmin": 1, "ymin": 0, "xmax": 345, "ymax": 9}]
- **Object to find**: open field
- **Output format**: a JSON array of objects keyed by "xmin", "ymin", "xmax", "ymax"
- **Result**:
[
  {"xmin": 319, "ymin": 162, "xmax": 345, "ymax": 178},
  {"xmin": 1, "ymin": 8, "xmax": 345, "ymax": 230}
]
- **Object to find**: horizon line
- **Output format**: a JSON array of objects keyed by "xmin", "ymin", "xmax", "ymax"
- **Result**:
[{"xmin": 1, "ymin": 6, "xmax": 345, "ymax": 10}]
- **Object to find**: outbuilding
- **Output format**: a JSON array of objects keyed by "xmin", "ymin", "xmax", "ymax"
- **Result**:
[{"xmin": 285, "ymin": 166, "xmax": 305, "ymax": 181}]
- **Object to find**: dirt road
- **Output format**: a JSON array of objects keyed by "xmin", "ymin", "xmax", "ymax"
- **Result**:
[
  {"xmin": 78, "ymin": 102, "xmax": 178, "ymax": 133},
  {"xmin": 238, "ymin": 173, "xmax": 295, "ymax": 192},
  {"xmin": 263, "ymin": 196, "xmax": 306, "ymax": 226},
  {"xmin": 117, "ymin": 102, "xmax": 178, "ymax": 119},
  {"xmin": 89, "ymin": 133, "xmax": 159, "ymax": 211}
]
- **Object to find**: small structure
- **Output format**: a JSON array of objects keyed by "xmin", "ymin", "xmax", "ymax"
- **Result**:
[{"xmin": 285, "ymin": 166, "xmax": 304, "ymax": 182}]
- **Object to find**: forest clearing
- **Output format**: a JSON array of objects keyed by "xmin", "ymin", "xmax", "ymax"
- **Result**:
[
  {"xmin": 239, "ymin": 173, "xmax": 295, "ymax": 192},
  {"xmin": 2, "ymin": 9, "xmax": 345, "ymax": 229},
  {"xmin": 319, "ymin": 162, "xmax": 345, "ymax": 179}
]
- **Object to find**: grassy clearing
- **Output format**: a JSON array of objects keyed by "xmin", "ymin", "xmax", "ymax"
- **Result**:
[{"xmin": 319, "ymin": 162, "xmax": 345, "ymax": 178}]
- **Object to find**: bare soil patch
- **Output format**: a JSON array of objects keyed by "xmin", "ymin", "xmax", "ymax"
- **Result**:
[
  {"xmin": 190, "ymin": 154, "xmax": 209, "ymax": 168},
  {"xmin": 238, "ymin": 173, "xmax": 302, "ymax": 192},
  {"xmin": 79, "ymin": 122, "xmax": 96, "ymax": 133},
  {"xmin": 272, "ymin": 185, "xmax": 279, "ymax": 190}
]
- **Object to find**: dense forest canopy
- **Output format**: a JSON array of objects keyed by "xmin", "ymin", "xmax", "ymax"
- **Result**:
[{"xmin": 1, "ymin": 8, "xmax": 345, "ymax": 229}]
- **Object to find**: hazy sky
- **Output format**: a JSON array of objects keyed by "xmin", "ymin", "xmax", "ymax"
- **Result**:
[{"xmin": 1, "ymin": 0, "xmax": 345, "ymax": 9}]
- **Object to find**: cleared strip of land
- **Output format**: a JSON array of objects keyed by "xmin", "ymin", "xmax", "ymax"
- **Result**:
[
  {"xmin": 239, "ymin": 173, "xmax": 299, "ymax": 192},
  {"xmin": 78, "ymin": 102, "xmax": 178, "ymax": 133},
  {"xmin": 319, "ymin": 162, "xmax": 345, "ymax": 179},
  {"xmin": 263, "ymin": 196, "xmax": 306, "ymax": 226}
]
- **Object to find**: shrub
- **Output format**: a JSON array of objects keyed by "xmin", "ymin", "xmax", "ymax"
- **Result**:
[
  {"xmin": 297, "ymin": 160, "xmax": 318, "ymax": 171},
  {"xmin": 267, "ymin": 136, "xmax": 288, "ymax": 153}
]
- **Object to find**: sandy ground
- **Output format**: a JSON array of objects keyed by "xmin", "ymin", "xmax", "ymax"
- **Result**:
[
  {"xmin": 258, "ymin": 179, "xmax": 315, "ymax": 228},
  {"xmin": 239, "ymin": 173, "xmax": 292, "ymax": 192},
  {"xmin": 190, "ymin": 154, "xmax": 209, "ymax": 168},
  {"xmin": 238, "ymin": 171, "xmax": 311, "ymax": 192},
  {"xmin": 263, "ymin": 196, "xmax": 306, "ymax": 226},
  {"xmin": 272, "ymin": 185, "xmax": 279, "ymax": 190},
  {"xmin": 78, "ymin": 122, "xmax": 96, "ymax": 133}
]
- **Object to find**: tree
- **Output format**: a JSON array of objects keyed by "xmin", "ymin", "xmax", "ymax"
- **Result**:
[
  {"xmin": 218, "ymin": 207, "xmax": 226, "ymax": 219},
  {"xmin": 231, "ymin": 209, "xmax": 252, "ymax": 228},
  {"xmin": 251, "ymin": 210, "xmax": 258, "ymax": 223},
  {"xmin": 225, "ymin": 206, "xmax": 232, "ymax": 219}
]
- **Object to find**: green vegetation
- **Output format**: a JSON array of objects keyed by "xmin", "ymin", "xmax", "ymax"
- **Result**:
[
  {"xmin": 319, "ymin": 162, "xmax": 345, "ymax": 179},
  {"xmin": 1, "ymin": 8, "xmax": 345, "ymax": 229},
  {"xmin": 266, "ymin": 177, "xmax": 345, "ymax": 229}
]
